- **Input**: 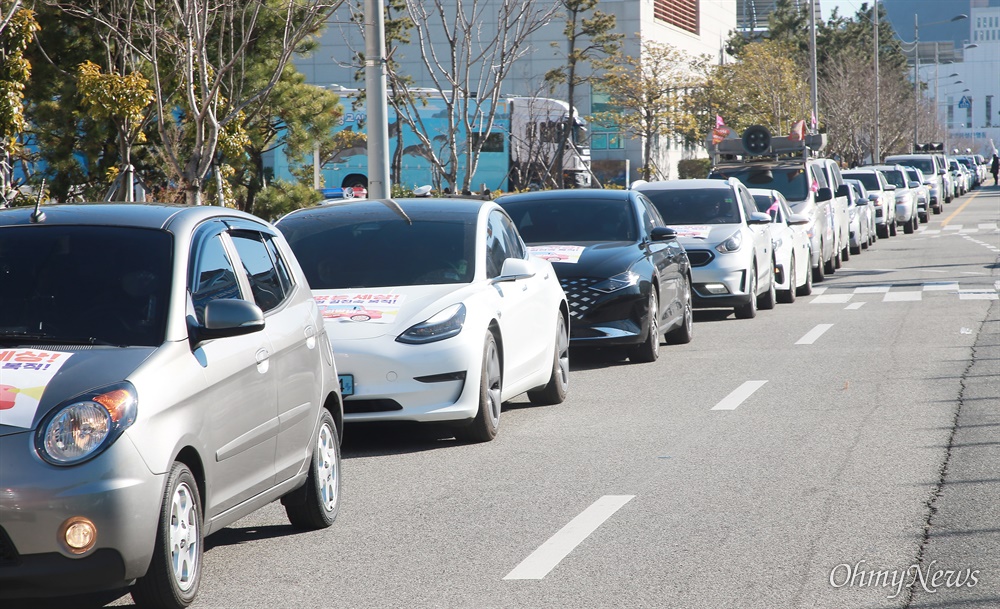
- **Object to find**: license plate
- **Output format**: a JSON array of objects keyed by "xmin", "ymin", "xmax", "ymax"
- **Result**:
[{"xmin": 338, "ymin": 374, "xmax": 354, "ymax": 396}]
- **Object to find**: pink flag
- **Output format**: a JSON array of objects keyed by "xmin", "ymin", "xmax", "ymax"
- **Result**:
[
  {"xmin": 810, "ymin": 111, "xmax": 818, "ymax": 130},
  {"xmin": 716, "ymin": 114, "xmax": 725, "ymax": 128},
  {"xmin": 789, "ymin": 119, "xmax": 806, "ymax": 141}
]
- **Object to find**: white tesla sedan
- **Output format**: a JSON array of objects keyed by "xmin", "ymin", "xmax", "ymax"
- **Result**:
[
  {"xmin": 276, "ymin": 198, "xmax": 569, "ymax": 442},
  {"xmin": 749, "ymin": 188, "xmax": 814, "ymax": 303}
]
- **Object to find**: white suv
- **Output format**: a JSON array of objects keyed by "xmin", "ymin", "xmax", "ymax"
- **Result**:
[
  {"xmin": 866, "ymin": 164, "xmax": 919, "ymax": 234},
  {"xmin": 884, "ymin": 154, "xmax": 946, "ymax": 212}
]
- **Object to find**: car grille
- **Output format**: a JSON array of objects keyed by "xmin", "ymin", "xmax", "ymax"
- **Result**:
[
  {"xmin": 559, "ymin": 277, "xmax": 602, "ymax": 319},
  {"xmin": 685, "ymin": 249, "xmax": 715, "ymax": 267},
  {"xmin": 0, "ymin": 526, "xmax": 19, "ymax": 567}
]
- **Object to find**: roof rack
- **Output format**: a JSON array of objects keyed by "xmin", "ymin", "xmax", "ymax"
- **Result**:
[{"xmin": 707, "ymin": 124, "xmax": 827, "ymax": 166}]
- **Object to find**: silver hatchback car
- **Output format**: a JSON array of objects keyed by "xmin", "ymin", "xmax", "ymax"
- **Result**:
[{"xmin": 0, "ymin": 204, "xmax": 343, "ymax": 607}]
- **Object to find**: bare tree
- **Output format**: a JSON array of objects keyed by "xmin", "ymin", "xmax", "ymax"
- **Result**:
[
  {"xmin": 397, "ymin": 0, "xmax": 558, "ymax": 193},
  {"xmin": 61, "ymin": 0, "xmax": 344, "ymax": 206}
]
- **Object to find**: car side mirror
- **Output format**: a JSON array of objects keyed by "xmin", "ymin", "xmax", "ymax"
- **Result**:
[
  {"xmin": 835, "ymin": 184, "xmax": 851, "ymax": 198},
  {"xmin": 495, "ymin": 257, "xmax": 535, "ymax": 282},
  {"xmin": 748, "ymin": 211, "xmax": 771, "ymax": 224},
  {"xmin": 868, "ymin": 193, "xmax": 880, "ymax": 201},
  {"xmin": 650, "ymin": 226, "xmax": 677, "ymax": 241},
  {"xmin": 938, "ymin": 170, "xmax": 946, "ymax": 175},
  {"xmin": 787, "ymin": 213, "xmax": 810, "ymax": 226},
  {"xmin": 885, "ymin": 184, "xmax": 897, "ymax": 191},
  {"xmin": 815, "ymin": 187, "xmax": 833, "ymax": 202},
  {"xmin": 191, "ymin": 299, "xmax": 264, "ymax": 345},
  {"xmin": 908, "ymin": 181, "xmax": 920, "ymax": 188}
]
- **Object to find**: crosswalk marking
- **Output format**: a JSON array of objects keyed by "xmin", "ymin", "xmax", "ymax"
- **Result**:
[
  {"xmin": 883, "ymin": 291, "xmax": 922, "ymax": 302},
  {"xmin": 811, "ymin": 293, "xmax": 853, "ymax": 304},
  {"xmin": 922, "ymin": 282, "xmax": 959, "ymax": 291},
  {"xmin": 959, "ymin": 290, "xmax": 1000, "ymax": 301},
  {"xmin": 808, "ymin": 282, "xmax": 998, "ymax": 304},
  {"xmin": 854, "ymin": 285, "xmax": 891, "ymax": 294}
]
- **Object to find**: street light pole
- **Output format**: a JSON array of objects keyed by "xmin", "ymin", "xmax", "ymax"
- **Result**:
[
  {"xmin": 874, "ymin": 0, "xmax": 880, "ymax": 163},
  {"xmin": 913, "ymin": 13, "xmax": 919, "ymax": 152}
]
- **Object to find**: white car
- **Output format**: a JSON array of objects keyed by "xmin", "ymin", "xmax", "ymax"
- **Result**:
[
  {"xmin": 842, "ymin": 168, "xmax": 897, "ymax": 238},
  {"xmin": 749, "ymin": 188, "xmax": 813, "ymax": 302},
  {"xmin": 901, "ymin": 167, "xmax": 931, "ymax": 222},
  {"xmin": 636, "ymin": 178, "xmax": 776, "ymax": 319},
  {"xmin": 844, "ymin": 179, "xmax": 877, "ymax": 253},
  {"xmin": 276, "ymin": 197, "xmax": 569, "ymax": 442},
  {"xmin": 866, "ymin": 164, "xmax": 918, "ymax": 234}
]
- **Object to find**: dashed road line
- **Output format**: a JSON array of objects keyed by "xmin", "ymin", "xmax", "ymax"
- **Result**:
[
  {"xmin": 796, "ymin": 324, "xmax": 834, "ymax": 345},
  {"xmin": 711, "ymin": 381, "xmax": 768, "ymax": 411},
  {"xmin": 504, "ymin": 495, "xmax": 635, "ymax": 580}
]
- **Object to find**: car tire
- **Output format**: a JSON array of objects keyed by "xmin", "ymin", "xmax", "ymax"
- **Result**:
[
  {"xmin": 778, "ymin": 257, "xmax": 796, "ymax": 304},
  {"xmin": 528, "ymin": 312, "xmax": 569, "ymax": 405},
  {"xmin": 629, "ymin": 289, "xmax": 660, "ymax": 363},
  {"xmin": 283, "ymin": 409, "xmax": 340, "ymax": 530},
  {"xmin": 903, "ymin": 217, "xmax": 915, "ymax": 234},
  {"xmin": 812, "ymin": 252, "xmax": 825, "ymax": 283},
  {"xmin": 889, "ymin": 221, "xmax": 897, "ymax": 236},
  {"xmin": 734, "ymin": 268, "xmax": 758, "ymax": 319},
  {"xmin": 841, "ymin": 243, "xmax": 850, "ymax": 261},
  {"xmin": 833, "ymin": 249, "xmax": 842, "ymax": 269},
  {"xmin": 933, "ymin": 204, "xmax": 942, "ymax": 214},
  {"xmin": 459, "ymin": 332, "xmax": 502, "ymax": 442},
  {"xmin": 919, "ymin": 212, "xmax": 928, "ymax": 223},
  {"xmin": 850, "ymin": 242, "xmax": 861, "ymax": 255},
  {"xmin": 758, "ymin": 263, "xmax": 776, "ymax": 310},
  {"xmin": 131, "ymin": 462, "xmax": 203, "ymax": 609},
  {"xmin": 824, "ymin": 253, "xmax": 836, "ymax": 275},
  {"xmin": 665, "ymin": 277, "xmax": 694, "ymax": 344},
  {"xmin": 876, "ymin": 224, "xmax": 888, "ymax": 239}
]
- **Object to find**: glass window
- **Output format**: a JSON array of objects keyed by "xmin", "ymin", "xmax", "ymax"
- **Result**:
[
  {"xmin": 591, "ymin": 133, "xmax": 608, "ymax": 150},
  {"xmin": 639, "ymin": 197, "xmax": 663, "ymax": 236},
  {"xmin": 642, "ymin": 188, "xmax": 742, "ymax": 225},
  {"xmin": 264, "ymin": 237, "xmax": 295, "ymax": 296},
  {"xmin": 190, "ymin": 233, "xmax": 242, "ymax": 325},
  {"xmin": 499, "ymin": 214, "xmax": 526, "ymax": 260},
  {"xmin": 502, "ymin": 197, "xmax": 638, "ymax": 242},
  {"xmin": 486, "ymin": 212, "xmax": 513, "ymax": 278},
  {"xmin": 709, "ymin": 166, "xmax": 809, "ymax": 202},
  {"xmin": 607, "ymin": 133, "xmax": 624, "ymax": 150},
  {"xmin": 230, "ymin": 231, "xmax": 286, "ymax": 313}
]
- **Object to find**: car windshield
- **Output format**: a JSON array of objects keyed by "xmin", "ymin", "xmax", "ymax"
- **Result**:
[
  {"xmin": 709, "ymin": 166, "xmax": 808, "ymax": 202},
  {"xmin": 279, "ymin": 214, "xmax": 476, "ymax": 288},
  {"xmin": 906, "ymin": 169, "xmax": 921, "ymax": 182},
  {"xmin": 501, "ymin": 197, "xmax": 637, "ymax": 242},
  {"xmin": 0, "ymin": 225, "xmax": 172, "ymax": 347},
  {"xmin": 843, "ymin": 172, "xmax": 881, "ymax": 191},
  {"xmin": 891, "ymin": 157, "xmax": 934, "ymax": 174},
  {"xmin": 881, "ymin": 170, "xmax": 906, "ymax": 187},
  {"xmin": 641, "ymin": 188, "xmax": 741, "ymax": 224}
]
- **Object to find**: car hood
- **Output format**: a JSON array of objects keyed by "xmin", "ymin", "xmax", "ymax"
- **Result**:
[
  {"xmin": 312, "ymin": 284, "xmax": 474, "ymax": 340},
  {"xmin": 526, "ymin": 241, "xmax": 641, "ymax": 279},
  {"xmin": 0, "ymin": 346, "xmax": 156, "ymax": 435},
  {"xmin": 665, "ymin": 224, "xmax": 742, "ymax": 248}
]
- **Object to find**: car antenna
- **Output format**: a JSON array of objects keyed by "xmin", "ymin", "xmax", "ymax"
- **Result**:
[{"xmin": 30, "ymin": 179, "xmax": 46, "ymax": 223}]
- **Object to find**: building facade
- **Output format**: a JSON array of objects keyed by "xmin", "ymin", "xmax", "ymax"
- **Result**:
[{"xmin": 293, "ymin": 0, "xmax": 737, "ymax": 188}]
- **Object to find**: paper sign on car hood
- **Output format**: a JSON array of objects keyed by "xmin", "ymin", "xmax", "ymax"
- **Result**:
[
  {"xmin": 314, "ymin": 284, "xmax": 471, "ymax": 341},
  {"xmin": 0, "ymin": 349, "xmax": 74, "ymax": 429},
  {"xmin": 527, "ymin": 245, "xmax": 586, "ymax": 264},
  {"xmin": 669, "ymin": 225, "xmax": 714, "ymax": 240}
]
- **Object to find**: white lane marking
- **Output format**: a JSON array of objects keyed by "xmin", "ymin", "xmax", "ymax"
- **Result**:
[
  {"xmin": 711, "ymin": 380, "xmax": 768, "ymax": 411},
  {"xmin": 883, "ymin": 291, "xmax": 922, "ymax": 302},
  {"xmin": 979, "ymin": 223, "xmax": 997, "ymax": 230},
  {"xmin": 959, "ymin": 228, "xmax": 979, "ymax": 234},
  {"xmin": 944, "ymin": 225, "xmax": 962, "ymax": 231},
  {"xmin": 959, "ymin": 291, "xmax": 1000, "ymax": 301},
  {"xmin": 796, "ymin": 324, "xmax": 834, "ymax": 345},
  {"xmin": 923, "ymin": 282, "xmax": 959, "ymax": 291},
  {"xmin": 811, "ymin": 286, "xmax": 828, "ymax": 295},
  {"xmin": 811, "ymin": 294, "xmax": 853, "ymax": 304},
  {"xmin": 503, "ymin": 495, "xmax": 634, "ymax": 580},
  {"xmin": 855, "ymin": 285, "xmax": 891, "ymax": 294},
  {"xmin": 923, "ymin": 229, "xmax": 942, "ymax": 235},
  {"xmin": 845, "ymin": 302, "xmax": 866, "ymax": 310}
]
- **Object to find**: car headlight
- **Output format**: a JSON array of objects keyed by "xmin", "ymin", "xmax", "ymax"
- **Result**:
[
  {"xmin": 590, "ymin": 271, "xmax": 640, "ymax": 294},
  {"xmin": 715, "ymin": 230, "xmax": 743, "ymax": 253},
  {"xmin": 36, "ymin": 383, "xmax": 137, "ymax": 466},
  {"xmin": 396, "ymin": 303, "xmax": 466, "ymax": 344}
]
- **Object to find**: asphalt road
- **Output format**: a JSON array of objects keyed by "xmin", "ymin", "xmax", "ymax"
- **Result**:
[{"xmin": 110, "ymin": 183, "xmax": 999, "ymax": 609}]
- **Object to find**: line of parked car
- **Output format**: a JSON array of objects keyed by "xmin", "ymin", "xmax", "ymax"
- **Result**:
[{"xmin": 0, "ymin": 147, "xmax": 985, "ymax": 607}]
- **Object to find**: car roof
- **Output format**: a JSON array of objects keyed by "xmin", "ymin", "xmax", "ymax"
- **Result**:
[
  {"xmin": 280, "ymin": 197, "xmax": 492, "ymax": 223},
  {"xmin": 496, "ymin": 188, "xmax": 636, "ymax": 203},
  {"xmin": 0, "ymin": 203, "xmax": 262, "ymax": 231},
  {"xmin": 633, "ymin": 179, "xmax": 732, "ymax": 190}
]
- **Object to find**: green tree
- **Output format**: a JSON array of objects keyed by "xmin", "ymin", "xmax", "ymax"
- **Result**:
[
  {"xmin": 543, "ymin": 0, "xmax": 621, "ymax": 188},
  {"xmin": 0, "ymin": 2, "xmax": 38, "ymax": 205},
  {"xmin": 593, "ymin": 39, "xmax": 698, "ymax": 181}
]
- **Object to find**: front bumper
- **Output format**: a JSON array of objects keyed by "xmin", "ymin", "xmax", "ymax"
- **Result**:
[
  {"xmin": 685, "ymin": 247, "xmax": 754, "ymax": 309},
  {"xmin": 560, "ymin": 279, "xmax": 649, "ymax": 347},
  {"xmin": 0, "ymin": 431, "xmax": 163, "ymax": 598},
  {"xmin": 334, "ymin": 334, "xmax": 480, "ymax": 423}
]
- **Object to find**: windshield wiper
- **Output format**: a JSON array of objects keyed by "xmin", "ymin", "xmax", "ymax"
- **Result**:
[{"xmin": 0, "ymin": 330, "xmax": 118, "ymax": 347}]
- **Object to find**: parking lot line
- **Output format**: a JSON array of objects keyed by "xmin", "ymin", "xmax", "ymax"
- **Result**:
[
  {"xmin": 796, "ymin": 324, "xmax": 834, "ymax": 345},
  {"xmin": 711, "ymin": 380, "xmax": 768, "ymax": 411},
  {"xmin": 503, "ymin": 495, "xmax": 634, "ymax": 580}
]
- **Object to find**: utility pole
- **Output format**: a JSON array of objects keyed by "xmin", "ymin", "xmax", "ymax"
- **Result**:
[
  {"xmin": 364, "ymin": 0, "xmax": 391, "ymax": 198},
  {"xmin": 809, "ymin": 0, "xmax": 819, "ymax": 133},
  {"xmin": 913, "ymin": 13, "xmax": 919, "ymax": 152},
  {"xmin": 873, "ymin": 0, "xmax": 881, "ymax": 163}
]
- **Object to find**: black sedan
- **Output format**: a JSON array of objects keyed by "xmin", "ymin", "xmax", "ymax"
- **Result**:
[{"xmin": 497, "ymin": 189, "xmax": 693, "ymax": 363}]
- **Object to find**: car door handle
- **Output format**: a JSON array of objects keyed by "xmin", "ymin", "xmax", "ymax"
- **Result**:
[{"xmin": 255, "ymin": 348, "xmax": 269, "ymax": 364}]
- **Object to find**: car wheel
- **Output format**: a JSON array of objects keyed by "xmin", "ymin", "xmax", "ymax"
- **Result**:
[
  {"xmin": 528, "ymin": 312, "xmax": 569, "ymax": 405},
  {"xmin": 629, "ymin": 289, "xmax": 660, "ymax": 363},
  {"xmin": 823, "ymin": 253, "xmax": 836, "ymax": 275},
  {"xmin": 841, "ymin": 243, "xmax": 850, "ymax": 261},
  {"xmin": 903, "ymin": 217, "xmax": 915, "ymax": 234},
  {"xmin": 933, "ymin": 204, "xmax": 942, "ymax": 214},
  {"xmin": 283, "ymin": 409, "xmax": 340, "ymax": 530},
  {"xmin": 812, "ymin": 251, "xmax": 825, "ymax": 283},
  {"xmin": 778, "ymin": 257, "xmax": 796, "ymax": 304},
  {"xmin": 665, "ymin": 277, "xmax": 694, "ymax": 344},
  {"xmin": 131, "ymin": 462, "xmax": 203, "ymax": 609},
  {"xmin": 758, "ymin": 263, "xmax": 776, "ymax": 310},
  {"xmin": 833, "ymin": 249, "xmax": 842, "ymax": 269},
  {"xmin": 876, "ymin": 224, "xmax": 888, "ymax": 239},
  {"xmin": 889, "ymin": 221, "xmax": 897, "ymax": 236},
  {"xmin": 734, "ymin": 268, "xmax": 758, "ymax": 319},
  {"xmin": 459, "ymin": 332, "xmax": 502, "ymax": 442},
  {"xmin": 919, "ymin": 212, "xmax": 928, "ymax": 223}
]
